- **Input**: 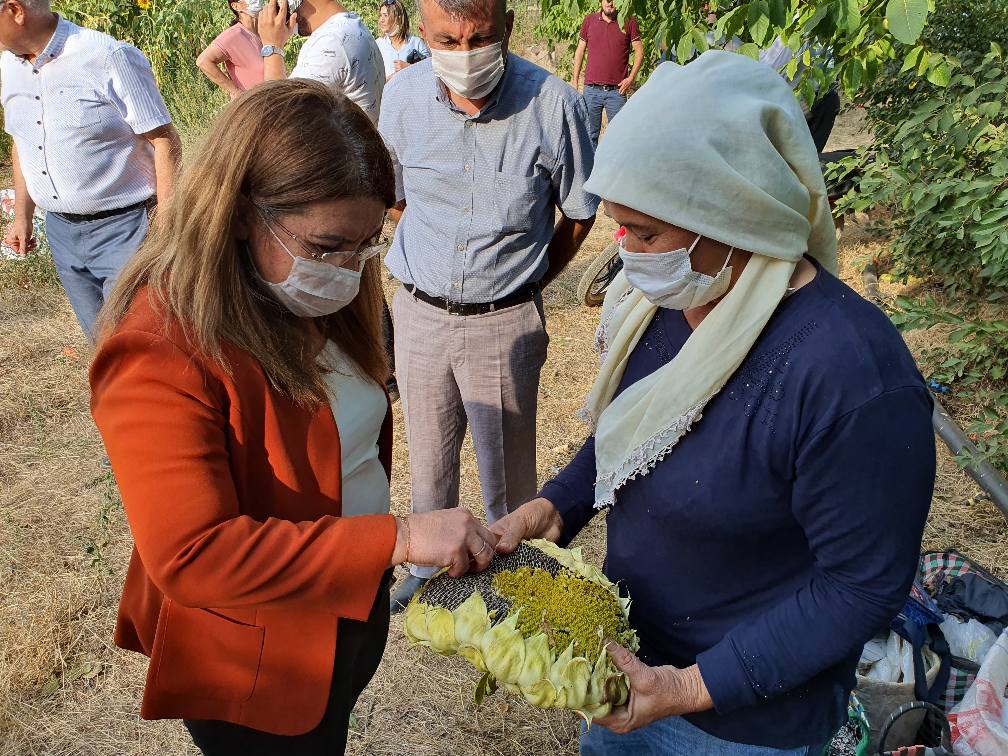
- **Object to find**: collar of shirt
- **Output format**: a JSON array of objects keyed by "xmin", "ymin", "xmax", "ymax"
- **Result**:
[
  {"xmin": 432, "ymin": 52, "xmax": 511, "ymax": 120},
  {"xmin": 17, "ymin": 14, "xmax": 69, "ymax": 70}
]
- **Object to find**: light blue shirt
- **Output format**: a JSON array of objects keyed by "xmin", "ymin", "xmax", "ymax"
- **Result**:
[
  {"xmin": 375, "ymin": 34, "xmax": 428, "ymax": 78},
  {"xmin": 378, "ymin": 54, "xmax": 599, "ymax": 303}
]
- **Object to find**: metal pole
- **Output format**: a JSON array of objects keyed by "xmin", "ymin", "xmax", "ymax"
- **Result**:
[{"xmin": 861, "ymin": 264, "xmax": 1008, "ymax": 520}]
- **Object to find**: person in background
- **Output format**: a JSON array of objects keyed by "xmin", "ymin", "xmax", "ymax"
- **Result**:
[
  {"xmin": 196, "ymin": 0, "xmax": 264, "ymax": 98},
  {"xmin": 375, "ymin": 0, "xmax": 428, "ymax": 80},
  {"xmin": 90, "ymin": 80, "xmax": 498, "ymax": 755},
  {"xmin": 258, "ymin": 0, "xmax": 385, "ymax": 124},
  {"xmin": 491, "ymin": 52, "xmax": 934, "ymax": 755},
  {"xmin": 758, "ymin": 36, "xmax": 840, "ymax": 152},
  {"xmin": 571, "ymin": 0, "xmax": 643, "ymax": 147},
  {"xmin": 0, "ymin": 0, "xmax": 180, "ymax": 341},
  {"xmin": 380, "ymin": 0, "xmax": 598, "ymax": 612}
]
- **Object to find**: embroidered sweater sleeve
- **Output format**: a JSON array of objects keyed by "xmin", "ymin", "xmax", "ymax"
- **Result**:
[{"xmin": 695, "ymin": 387, "xmax": 935, "ymax": 713}]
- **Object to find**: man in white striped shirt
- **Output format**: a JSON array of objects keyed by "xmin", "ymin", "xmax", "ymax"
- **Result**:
[{"xmin": 1, "ymin": 0, "xmax": 180, "ymax": 340}]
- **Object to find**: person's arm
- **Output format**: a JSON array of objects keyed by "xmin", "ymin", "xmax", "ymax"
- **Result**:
[
  {"xmin": 491, "ymin": 433, "xmax": 597, "ymax": 553},
  {"xmin": 106, "ymin": 45, "xmax": 177, "ymax": 203},
  {"xmin": 143, "ymin": 124, "xmax": 181, "ymax": 203},
  {"xmin": 3, "ymin": 144, "xmax": 37, "ymax": 257},
  {"xmin": 619, "ymin": 38, "xmax": 644, "ymax": 95},
  {"xmin": 695, "ymin": 387, "xmax": 935, "ymax": 715},
  {"xmin": 542, "ymin": 214, "xmax": 594, "ymax": 286},
  {"xmin": 196, "ymin": 41, "xmax": 242, "ymax": 98},
  {"xmin": 258, "ymin": 0, "xmax": 296, "ymax": 81},
  {"xmin": 618, "ymin": 18, "xmax": 644, "ymax": 95},
  {"xmin": 571, "ymin": 38, "xmax": 587, "ymax": 90},
  {"xmin": 588, "ymin": 386, "xmax": 935, "ymax": 734},
  {"xmin": 91, "ymin": 329, "xmax": 498, "ymax": 615},
  {"xmin": 542, "ymin": 94, "xmax": 599, "ymax": 285}
]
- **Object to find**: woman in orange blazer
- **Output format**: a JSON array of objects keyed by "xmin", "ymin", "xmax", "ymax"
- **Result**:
[{"xmin": 90, "ymin": 80, "xmax": 498, "ymax": 755}]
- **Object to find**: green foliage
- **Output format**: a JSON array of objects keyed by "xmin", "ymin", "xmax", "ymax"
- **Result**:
[
  {"xmin": 536, "ymin": 0, "xmax": 936, "ymax": 101},
  {"xmin": 837, "ymin": 48, "xmax": 1008, "ymax": 296},
  {"xmin": 891, "ymin": 296, "xmax": 1008, "ymax": 472}
]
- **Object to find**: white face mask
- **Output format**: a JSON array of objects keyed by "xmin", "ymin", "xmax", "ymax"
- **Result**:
[
  {"xmin": 430, "ymin": 41, "xmax": 505, "ymax": 100},
  {"xmin": 618, "ymin": 234, "xmax": 734, "ymax": 310},
  {"xmin": 253, "ymin": 224, "xmax": 361, "ymax": 318}
]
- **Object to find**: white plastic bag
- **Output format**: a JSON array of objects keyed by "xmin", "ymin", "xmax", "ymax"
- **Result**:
[
  {"xmin": 949, "ymin": 629, "xmax": 1008, "ymax": 756},
  {"xmin": 941, "ymin": 616, "xmax": 997, "ymax": 664}
]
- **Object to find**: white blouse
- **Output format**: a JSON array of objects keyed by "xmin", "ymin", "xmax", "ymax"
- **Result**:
[{"xmin": 318, "ymin": 342, "xmax": 391, "ymax": 517}]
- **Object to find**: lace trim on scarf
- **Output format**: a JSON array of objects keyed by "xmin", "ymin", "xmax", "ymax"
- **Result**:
[{"xmin": 592, "ymin": 400, "xmax": 707, "ymax": 509}]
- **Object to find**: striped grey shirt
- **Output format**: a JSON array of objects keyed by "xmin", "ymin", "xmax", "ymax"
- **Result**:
[
  {"xmin": 378, "ymin": 53, "xmax": 599, "ymax": 303},
  {"xmin": 1, "ymin": 17, "xmax": 172, "ymax": 214}
]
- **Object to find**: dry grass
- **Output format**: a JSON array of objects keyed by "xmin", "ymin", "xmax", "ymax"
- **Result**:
[{"xmin": 2, "ymin": 111, "xmax": 1007, "ymax": 755}]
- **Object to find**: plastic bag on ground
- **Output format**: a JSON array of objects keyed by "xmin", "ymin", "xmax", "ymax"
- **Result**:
[{"xmin": 948, "ymin": 629, "xmax": 1008, "ymax": 756}]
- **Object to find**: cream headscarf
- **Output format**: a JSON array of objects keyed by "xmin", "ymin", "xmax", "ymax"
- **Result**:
[{"xmin": 581, "ymin": 50, "xmax": 838, "ymax": 509}]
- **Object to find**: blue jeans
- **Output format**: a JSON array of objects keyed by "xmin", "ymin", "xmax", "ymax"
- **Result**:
[
  {"xmin": 45, "ymin": 203, "xmax": 149, "ymax": 341},
  {"xmin": 583, "ymin": 84, "xmax": 626, "ymax": 147},
  {"xmin": 580, "ymin": 717, "xmax": 814, "ymax": 756}
]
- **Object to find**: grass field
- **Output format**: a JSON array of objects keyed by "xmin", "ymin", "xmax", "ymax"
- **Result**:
[{"xmin": 1, "ymin": 97, "xmax": 1006, "ymax": 756}]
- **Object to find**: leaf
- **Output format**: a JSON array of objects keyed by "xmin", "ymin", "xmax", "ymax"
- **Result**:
[
  {"xmin": 927, "ymin": 60, "xmax": 952, "ymax": 87},
  {"xmin": 737, "ymin": 42, "xmax": 761, "ymax": 61},
  {"xmin": 474, "ymin": 671, "xmax": 497, "ymax": 705},
  {"xmin": 768, "ymin": 0, "xmax": 787, "ymax": 28},
  {"xmin": 39, "ymin": 675, "xmax": 59, "ymax": 699},
  {"xmin": 675, "ymin": 31, "xmax": 694, "ymax": 64},
  {"xmin": 900, "ymin": 45, "xmax": 924, "ymax": 74},
  {"xmin": 747, "ymin": 0, "xmax": 771, "ymax": 47},
  {"xmin": 885, "ymin": 0, "xmax": 929, "ymax": 45},
  {"xmin": 839, "ymin": 0, "xmax": 861, "ymax": 36}
]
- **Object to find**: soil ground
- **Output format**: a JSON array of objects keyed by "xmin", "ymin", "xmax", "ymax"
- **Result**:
[{"xmin": 1, "ymin": 110, "xmax": 1006, "ymax": 756}]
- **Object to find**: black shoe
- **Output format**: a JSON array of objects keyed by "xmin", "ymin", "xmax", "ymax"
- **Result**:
[{"xmin": 390, "ymin": 574, "xmax": 427, "ymax": 614}]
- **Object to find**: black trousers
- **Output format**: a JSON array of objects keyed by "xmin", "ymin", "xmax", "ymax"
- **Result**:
[
  {"xmin": 184, "ymin": 572, "xmax": 392, "ymax": 755},
  {"xmin": 806, "ymin": 87, "xmax": 841, "ymax": 153}
]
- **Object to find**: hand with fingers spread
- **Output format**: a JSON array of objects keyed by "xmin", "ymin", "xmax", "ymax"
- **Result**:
[
  {"xmin": 488, "ymin": 497, "xmax": 564, "ymax": 554},
  {"xmin": 258, "ymin": 0, "xmax": 297, "ymax": 48},
  {"xmin": 390, "ymin": 509, "xmax": 498, "ymax": 577},
  {"xmin": 593, "ymin": 642, "xmax": 713, "ymax": 734}
]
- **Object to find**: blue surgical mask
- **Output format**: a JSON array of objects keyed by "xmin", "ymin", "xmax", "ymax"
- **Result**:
[{"xmin": 618, "ymin": 235, "xmax": 734, "ymax": 310}]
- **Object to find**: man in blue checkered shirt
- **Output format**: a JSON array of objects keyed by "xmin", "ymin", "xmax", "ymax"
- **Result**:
[{"xmin": 380, "ymin": 0, "xmax": 598, "ymax": 612}]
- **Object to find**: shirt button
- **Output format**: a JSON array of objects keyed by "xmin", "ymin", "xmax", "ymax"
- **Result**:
[
  {"xmin": 34, "ymin": 95, "xmax": 40, "ymax": 100},
  {"xmin": 456, "ymin": 243, "xmax": 465, "ymax": 252},
  {"xmin": 36, "ymin": 120, "xmax": 41, "ymax": 125},
  {"xmin": 464, "ymin": 121, "xmax": 472, "ymax": 128},
  {"xmin": 462, "ymin": 207, "xmax": 470, "ymax": 213},
  {"xmin": 41, "ymin": 171, "xmax": 46, "ymax": 175},
  {"xmin": 38, "ymin": 145, "xmax": 42, "ymax": 150},
  {"xmin": 464, "ymin": 164, "xmax": 472, "ymax": 172},
  {"xmin": 52, "ymin": 195, "xmax": 57, "ymax": 200}
]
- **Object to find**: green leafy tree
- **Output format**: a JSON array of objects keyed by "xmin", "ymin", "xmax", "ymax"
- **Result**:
[{"xmin": 538, "ymin": 0, "xmax": 939, "ymax": 100}]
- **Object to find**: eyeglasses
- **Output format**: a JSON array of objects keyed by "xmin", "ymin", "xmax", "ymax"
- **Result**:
[
  {"xmin": 256, "ymin": 206, "xmax": 384, "ymax": 268},
  {"xmin": 380, "ymin": 0, "xmax": 397, "ymax": 6}
]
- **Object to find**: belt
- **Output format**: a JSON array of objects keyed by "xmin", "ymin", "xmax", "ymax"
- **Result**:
[
  {"xmin": 53, "ymin": 196, "xmax": 155, "ymax": 224},
  {"xmin": 587, "ymin": 83, "xmax": 621, "ymax": 91},
  {"xmin": 404, "ymin": 282, "xmax": 539, "ymax": 316}
]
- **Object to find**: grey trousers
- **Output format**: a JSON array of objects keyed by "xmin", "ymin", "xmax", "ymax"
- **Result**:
[
  {"xmin": 44, "ymin": 204, "xmax": 149, "ymax": 341},
  {"xmin": 392, "ymin": 287, "xmax": 549, "ymax": 579}
]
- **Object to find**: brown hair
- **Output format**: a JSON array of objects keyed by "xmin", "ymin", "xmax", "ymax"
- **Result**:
[
  {"xmin": 98, "ymin": 79, "xmax": 396, "ymax": 407},
  {"xmin": 379, "ymin": 0, "xmax": 411, "ymax": 42}
]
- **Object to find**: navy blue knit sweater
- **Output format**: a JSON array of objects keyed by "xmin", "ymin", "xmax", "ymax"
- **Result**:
[{"xmin": 540, "ymin": 261, "xmax": 935, "ymax": 748}]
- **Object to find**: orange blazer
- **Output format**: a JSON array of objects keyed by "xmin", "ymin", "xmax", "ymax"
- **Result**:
[{"xmin": 89, "ymin": 290, "xmax": 397, "ymax": 736}]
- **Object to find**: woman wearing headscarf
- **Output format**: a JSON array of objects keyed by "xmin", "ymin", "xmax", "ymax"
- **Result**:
[
  {"xmin": 90, "ymin": 80, "xmax": 497, "ymax": 755},
  {"xmin": 491, "ymin": 52, "xmax": 935, "ymax": 755}
]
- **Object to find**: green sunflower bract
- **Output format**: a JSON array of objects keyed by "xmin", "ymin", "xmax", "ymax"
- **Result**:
[{"xmin": 403, "ymin": 539, "xmax": 638, "ymax": 721}]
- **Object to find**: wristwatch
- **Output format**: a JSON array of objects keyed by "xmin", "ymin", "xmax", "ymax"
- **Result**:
[{"xmin": 260, "ymin": 45, "xmax": 283, "ymax": 58}]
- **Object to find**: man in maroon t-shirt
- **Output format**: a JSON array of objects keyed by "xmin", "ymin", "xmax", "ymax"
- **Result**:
[{"xmin": 571, "ymin": 0, "xmax": 643, "ymax": 146}]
